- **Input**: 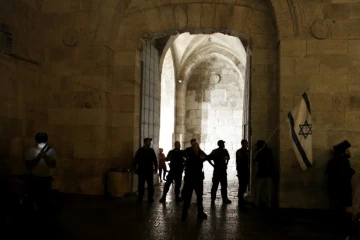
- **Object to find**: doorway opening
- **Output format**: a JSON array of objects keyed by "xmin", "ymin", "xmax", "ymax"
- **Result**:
[{"xmin": 140, "ymin": 32, "xmax": 251, "ymax": 188}]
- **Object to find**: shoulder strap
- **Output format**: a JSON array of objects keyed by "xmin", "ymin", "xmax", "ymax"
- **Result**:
[{"xmin": 42, "ymin": 145, "xmax": 51, "ymax": 153}]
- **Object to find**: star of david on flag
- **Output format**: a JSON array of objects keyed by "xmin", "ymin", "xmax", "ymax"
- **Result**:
[{"xmin": 287, "ymin": 93, "xmax": 313, "ymax": 170}]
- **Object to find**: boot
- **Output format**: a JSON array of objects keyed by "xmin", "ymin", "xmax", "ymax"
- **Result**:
[
  {"xmin": 181, "ymin": 211, "xmax": 188, "ymax": 221},
  {"xmin": 197, "ymin": 211, "xmax": 208, "ymax": 220},
  {"xmin": 223, "ymin": 198, "xmax": 232, "ymax": 204}
]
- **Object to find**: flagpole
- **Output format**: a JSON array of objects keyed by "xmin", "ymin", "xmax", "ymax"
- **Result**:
[{"xmin": 257, "ymin": 88, "xmax": 310, "ymax": 152}]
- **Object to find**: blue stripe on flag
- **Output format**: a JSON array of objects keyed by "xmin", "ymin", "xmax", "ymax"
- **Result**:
[
  {"xmin": 287, "ymin": 112, "xmax": 312, "ymax": 168},
  {"xmin": 302, "ymin": 93, "xmax": 311, "ymax": 114}
]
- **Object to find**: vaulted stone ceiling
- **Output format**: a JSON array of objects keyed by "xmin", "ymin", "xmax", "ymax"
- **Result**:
[{"xmin": 162, "ymin": 32, "xmax": 246, "ymax": 88}]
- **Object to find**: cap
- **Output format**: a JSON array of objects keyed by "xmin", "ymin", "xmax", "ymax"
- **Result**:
[
  {"xmin": 333, "ymin": 140, "xmax": 351, "ymax": 153},
  {"xmin": 217, "ymin": 140, "xmax": 225, "ymax": 145},
  {"xmin": 143, "ymin": 138, "xmax": 152, "ymax": 142}
]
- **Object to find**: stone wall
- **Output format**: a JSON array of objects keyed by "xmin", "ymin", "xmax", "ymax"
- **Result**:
[
  {"xmin": 0, "ymin": 0, "xmax": 50, "ymax": 175},
  {"xmin": 185, "ymin": 58, "xmax": 243, "ymax": 180},
  {"xmin": 9, "ymin": 0, "xmax": 360, "ymax": 209},
  {"xmin": 159, "ymin": 48, "xmax": 175, "ymax": 155},
  {"xmin": 0, "ymin": 0, "xmax": 278, "ymax": 196},
  {"xmin": 277, "ymin": 1, "xmax": 360, "ymax": 209}
]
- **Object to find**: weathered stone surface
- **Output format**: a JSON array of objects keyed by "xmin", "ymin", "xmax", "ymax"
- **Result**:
[
  {"xmin": 280, "ymin": 40, "xmax": 307, "ymax": 57},
  {"xmin": 144, "ymin": 8, "xmax": 163, "ymax": 33},
  {"xmin": 319, "ymin": 55, "xmax": 356, "ymax": 76},
  {"xmin": 332, "ymin": 18, "xmax": 360, "ymax": 39},
  {"xmin": 187, "ymin": 4, "xmax": 202, "ymax": 29},
  {"xmin": 307, "ymin": 40, "xmax": 348, "ymax": 55},
  {"xmin": 295, "ymin": 57, "xmax": 320, "ymax": 74},
  {"xmin": 214, "ymin": 4, "xmax": 232, "ymax": 29},
  {"xmin": 323, "ymin": 4, "xmax": 349, "ymax": 20},
  {"xmin": 252, "ymin": 49, "xmax": 276, "ymax": 64},
  {"xmin": 200, "ymin": 4, "xmax": 215, "ymax": 29},
  {"xmin": 174, "ymin": 4, "xmax": 187, "ymax": 29},
  {"xmin": 311, "ymin": 74, "xmax": 348, "ymax": 93},
  {"xmin": 280, "ymin": 57, "xmax": 294, "ymax": 75},
  {"xmin": 349, "ymin": 3, "xmax": 360, "ymax": 18},
  {"xmin": 310, "ymin": 19, "xmax": 333, "ymax": 40},
  {"xmin": 159, "ymin": 6, "xmax": 176, "ymax": 30}
]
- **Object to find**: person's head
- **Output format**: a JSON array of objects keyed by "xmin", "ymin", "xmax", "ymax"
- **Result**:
[
  {"xmin": 159, "ymin": 148, "xmax": 163, "ymax": 153},
  {"xmin": 190, "ymin": 139, "xmax": 196, "ymax": 145},
  {"xmin": 174, "ymin": 141, "xmax": 181, "ymax": 150},
  {"xmin": 241, "ymin": 139, "xmax": 248, "ymax": 149},
  {"xmin": 217, "ymin": 140, "xmax": 225, "ymax": 149},
  {"xmin": 192, "ymin": 142, "xmax": 200, "ymax": 153},
  {"xmin": 143, "ymin": 138, "xmax": 152, "ymax": 147},
  {"xmin": 255, "ymin": 140, "xmax": 266, "ymax": 150},
  {"xmin": 333, "ymin": 140, "xmax": 351, "ymax": 158},
  {"xmin": 35, "ymin": 132, "xmax": 48, "ymax": 148}
]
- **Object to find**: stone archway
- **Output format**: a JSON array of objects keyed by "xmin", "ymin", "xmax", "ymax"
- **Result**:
[{"xmin": 36, "ymin": 0, "xmax": 294, "ymax": 197}]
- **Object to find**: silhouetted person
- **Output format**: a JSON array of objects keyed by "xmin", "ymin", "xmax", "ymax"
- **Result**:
[
  {"xmin": 181, "ymin": 142, "xmax": 208, "ymax": 221},
  {"xmin": 158, "ymin": 148, "xmax": 167, "ymax": 182},
  {"xmin": 352, "ymin": 174, "xmax": 360, "ymax": 224},
  {"xmin": 181, "ymin": 138, "xmax": 196, "ymax": 198},
  {"xmin": 25, "ymin": 132, "xmax": 56, "ymax": 218},
  {"xmin": 184, "ymin": 138, "xmax": 197, "ymax": 157},
  {"xmin": 326, "ymin": 140, "xmax": 354, "ymax": 213},
  {"xmin": 254, "ymin": 140, "xmax": 275, "ymax": 208},
  {"xmin": 133, "ymin": 138, "xmax": 158, "ymax": 203},
  {"xmin": 159, "ymin": 141, "xmax": 185, "ymax": 203},
  {"xmin": 208, "ymin": 140, "xmax": 232, "ymax": 204},
  {"xmin": 236, "ymin": 139, "xmax": 250, "ymax": 207}
]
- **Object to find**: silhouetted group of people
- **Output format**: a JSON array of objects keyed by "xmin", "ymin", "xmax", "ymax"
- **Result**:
[{"xmin": 133, "ymin": 137, "xmax": 277, "ymax": 220}]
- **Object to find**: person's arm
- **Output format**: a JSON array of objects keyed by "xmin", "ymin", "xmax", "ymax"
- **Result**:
[
  {"xmin": 152, "ymin": 149, "xmax": 158, "ymax": 173},
  {"xmin": 25, "ymin": 149, "xmax": 41, "ymax": 170},
  {"xmin": 132, "ymin": 149, "xmax": 140, "ymax": 172},
  {"xmin": 225, "ymin": 149, "xmax": 230, "ymax": 165},
  {"xmin": 346, "ymin": 159, "xmax": 356, "ymax": 176},
  {"xmin": 206, "ymin": 151, "xmax": 215, "ymax": 166},
  {"xmin": 26, "ymin": 155, "xmax": 41, "ymax": 170},
  {"xmin": 42, "ymin": 149, "xmax": 56, "ymax": 168},
  {"xmin": 353, "ymin": 182, "xmax": 360, "ymax": 222},
  {"xmin": 236, "ymin": 150, "xmax": 241, "ymax": 170},
  {"xmin": 165, "ymin": 151, "xmax": 172, "ymax": 162},
  {"xmin": 184, "ymin": 148, "xmax": 191, "ymax": 159}
]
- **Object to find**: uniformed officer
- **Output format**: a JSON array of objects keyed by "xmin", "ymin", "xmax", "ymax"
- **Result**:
[
  {"xmin": 133, "ymin": 138, "xmax": 158, "ymax": 203},
  {"xmin": 236, "ymin": 139, "xmax": 250, "ymax": 207},
  {"xmin": 181, "ymin": 142, "xmax": 208, "ymax": 221},
  {"xmin": 159, "ymin": 141, "xmax": 185, "ymax": 203},
  {"xmin": 208, "ymin": 140, "xmax": 232, "ymax": 204}
]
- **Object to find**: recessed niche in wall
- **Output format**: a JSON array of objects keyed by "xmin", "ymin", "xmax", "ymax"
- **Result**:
[
  {"xmin": 0, "ymin": 24, "xmax": 13, "ymax": 54},
  {"xmin": 210, "ymin": 72, "xmax": 221, "ymax": 84}
]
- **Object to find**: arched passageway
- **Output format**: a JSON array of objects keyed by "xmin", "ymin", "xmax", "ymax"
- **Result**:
[{"xmin": 159, "ymin": 32, "xmax": 247, "ymax": 181}]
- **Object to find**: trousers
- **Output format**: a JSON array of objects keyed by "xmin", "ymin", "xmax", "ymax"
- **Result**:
[
  {"xmin": 237, "ymin": 173, "xmax": 249, "ymax": 196},
  {"xmin": 182, "ymin": 177, "xmax": 204, "ymax": 214},
  {"xmin": 162, "ymin": 170, "xmax": 182, "ymax": 197},
  {"xmin": 28, "ymin": 176, "xmax": 52, "ymax": 215},
  {"xmin": 138, "ymin": 173, "xmax": 154, "ymax": 200},
  {"xmin": 255, "ymin": 177, "xmax": 273, "ymax": 207},
  {"xmin": 211, "ymin": 171, "xmax": 228, "ymax": 201}
]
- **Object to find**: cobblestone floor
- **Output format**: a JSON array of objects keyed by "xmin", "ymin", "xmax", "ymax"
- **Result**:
[{"xmin": 54, "ymin": 180, "xmax": 348, "ymax": 240}]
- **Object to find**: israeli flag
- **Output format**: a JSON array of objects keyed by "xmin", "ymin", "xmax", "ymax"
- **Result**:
[{"xmin": 287, "ymin": 93, "xmax": 312, "ymax": 170}]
